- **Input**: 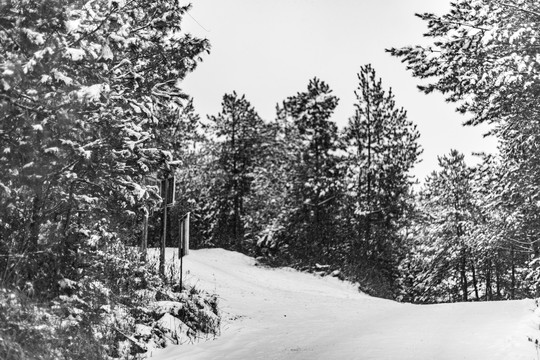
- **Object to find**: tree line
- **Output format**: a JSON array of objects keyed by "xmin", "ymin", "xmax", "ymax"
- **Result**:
[
  {"xmin": 153, "ymin": 67, "xmax": 419, "ymax": 298},
  {"xmin": 164, "ymin": 0, "xmax": 540, "ymax": 302}
]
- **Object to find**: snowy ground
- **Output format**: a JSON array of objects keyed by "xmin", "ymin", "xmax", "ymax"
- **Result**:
[{"xmin": 149, "ymin": 248, "xmax": 539, "ymax": 360}]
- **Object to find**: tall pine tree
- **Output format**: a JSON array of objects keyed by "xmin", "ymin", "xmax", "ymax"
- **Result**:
[
  {"xmin": 343, "ymin": 64, "xmax": 421, "ymax": 294},
  {"xmin": 206, "ymin": 92, "xmax": 267, "ymax": 251},
  {"xmin": 278, "ymin": 78, "xmax": 343, "ymax": 263}
]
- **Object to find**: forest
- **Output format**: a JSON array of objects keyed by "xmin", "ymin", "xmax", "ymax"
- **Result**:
[{"xmin": 1, "ymin": 0, "xmax": 540, "ymax": 358}]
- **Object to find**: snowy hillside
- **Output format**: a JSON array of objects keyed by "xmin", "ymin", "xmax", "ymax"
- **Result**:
[{"xmin": 150, "ymin": 248, "xmax": 538, "ymax": 360}]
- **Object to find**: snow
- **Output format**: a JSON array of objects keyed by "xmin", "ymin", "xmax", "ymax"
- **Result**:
[
  {"xmin": 151, "ymin": 301, "xmax": 184, "ymax": 316},
  {"xmin": 150, "ymin": 248, "xmax": 537, "ymax": 360},
  {"xmin": 23, "ymin": 28, "xmax": 45, "ymax": 45},
  {"xmin": 65, "ymin": 19, "xmax": 82, "ymax": 33},
  {"xmin": 52, "ymin": 69, "xmax": 73, "ymax": 85},
  {"xmin": 77, "ymin": 84, "xmax": 110, "ymax": 102},
  {"xmin": 65, "ymin": 48, "xmax": 86, "ymax": 61},
  {"xmin": 156, "ymin": 313, "xmax": 192, "ymax": 345},
  {"xmin": 136, "ymin": 324, "xmax": 153, "ymax": 337}
]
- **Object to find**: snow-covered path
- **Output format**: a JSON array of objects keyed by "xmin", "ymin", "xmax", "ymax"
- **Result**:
[{"xmin": 151, "ymin": 248, "xmax": 538, "ymax": 360}]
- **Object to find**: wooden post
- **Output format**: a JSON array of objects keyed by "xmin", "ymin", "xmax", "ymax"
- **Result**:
[
  {"xmin": 178, "ymin": 212, "xmax": 191, "ymax": 290},
  {"xmin": 159, "ymin": 179, "xmax": 168, "ymax": 278},
  {"xmin": 180, "ymin": 216, "xmax": 184, "ymax": 290},
  {"xmin": 185, "ymin": 212, "xmax": 190, "ymax": 256},
  {"xmin": 180, "ymin": 250, "xmax": 184, "ymax": 291},
  {"xmin": 179, "ymin": 216, "xmax": 184, "ymax": 258},
  {"xmin": 141, "ymin": 207, "xmax": 149, "ymax": 262}
]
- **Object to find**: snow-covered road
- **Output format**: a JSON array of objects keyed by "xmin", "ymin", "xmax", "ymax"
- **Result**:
[{"xmin": 151, "ymin": 248, "xmax": 538, "ymax": 360}]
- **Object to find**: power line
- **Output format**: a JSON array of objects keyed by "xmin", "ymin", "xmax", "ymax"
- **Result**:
[{"xmin": 186, "ymin": 10, "xmax": 210, "ymax": 33}]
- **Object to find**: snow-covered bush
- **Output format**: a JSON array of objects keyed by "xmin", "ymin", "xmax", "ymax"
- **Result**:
[{"xmin": 0, "ymin": 244, "xmax": 220, "ymax": 359}]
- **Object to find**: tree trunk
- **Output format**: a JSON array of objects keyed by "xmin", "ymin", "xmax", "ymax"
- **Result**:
[
  {"xmin": 29, "ymin": 193, "xmax": 42, "ymax": 250},
  {"xmin": 471, "ymin": 260, "xmax": 479, "ymax": 301},
  {"xmin": 365, "ymin": 99, "xmax": 372, "ymax": 256},
  {"xmin": 531, "ymin": 244, "xmax": 540, "ymax": 297},
  {"xmin": 234, "ymin": 193, "xmax": 241, "ymax": 250},
  {"xmin": 495, "ymin": 259, "xmax": 501, "ymax": 299},
  {"xmin": 232, "ymin": 116, "xmax": 238, "ymax": 249},
  {"xmin": 159, "ymin": 179, "xmax": 168, "ymax": 278},
  {"xmin": 485, "ymin": 259, "xmax": 492, "ymax": 301},
  {"xmin": 314, "ymin": 137, "xmax": 321, "ymax": 260},
  {"xmin": 141, "ymin": 208, "xmax": 149, "ymax": 262},
  {"xmin": 510, "ymin": 245, "xmax": 516, "ymax": 300},
  {"xmin": 460, "ymin": 253, "xmax": 468, "ymax": 301}
]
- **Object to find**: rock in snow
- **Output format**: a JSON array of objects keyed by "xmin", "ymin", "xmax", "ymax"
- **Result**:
[{"xmin": 156, "ymin": 313, "xmax": 192, "ymax": 345}]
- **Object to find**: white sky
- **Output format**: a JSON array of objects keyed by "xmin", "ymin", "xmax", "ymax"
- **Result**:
[{"xmin": 181, "ymin": 0, "xmax": 499, "ymax": 183}]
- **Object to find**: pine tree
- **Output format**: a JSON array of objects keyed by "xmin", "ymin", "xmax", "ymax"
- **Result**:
[
  {"xmin": 388, "ymin": 0, "xmax": 540, "ymax": 298},
  {"xmin": 278, "ymin": 78, "xmax": 343, "ymax": 263},
  {"xmin": 416, "ymin": 151, "xmax": 477, "ymax": 302},
  {"xmin": 470, "ymin": 154, "xmax": 520, "ymax": 300},
  {"xmin": 343, "ymin": 64, "xmax": 421, "ymax": 292},
  {"xmin": 205, "ymin": 92, "xmax": 267, "ymax": 251},
  {"xmin": 247, "ymin": 105, "xmax": 305, "ymax": 261}
]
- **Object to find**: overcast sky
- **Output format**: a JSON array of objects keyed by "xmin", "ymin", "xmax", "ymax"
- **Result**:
[{"xmin": 181, "ymin": 0, "xmax": 499, "ymax": 183}]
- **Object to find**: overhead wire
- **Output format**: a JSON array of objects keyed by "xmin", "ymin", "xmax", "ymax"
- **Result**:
[{"xmin": 186, "ymin": 10, "xmax": 210, "ymax": 33}]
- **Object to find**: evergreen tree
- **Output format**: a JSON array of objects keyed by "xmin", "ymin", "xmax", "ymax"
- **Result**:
[
  {"xmin": 278, "ymin": 78, "xmax": 343, "ymax": 263},
  {"xmin": 401, "ymin": 151, "xmax": 537, "ymax": 303},
  {"xmin": 470, "ymin": 154, "xmax": 524, "ymax": 300},
  {"xmin": 250, "ymin": 105, "xmax": 305, "ymax": 261},
  {"xmin": 205, "ymin": 92, "xmax": 267, "ymax": 251},
  {"xmin": 388, "ymin": 0, "xmax": 540, "ymax": 298},
  {"xmin": 415, "ymin": 151, "xmax": 477, "ymax": 302},
  {"xmin": 343, "ymin": 64, "xmax": 421, "ymax": 293}
]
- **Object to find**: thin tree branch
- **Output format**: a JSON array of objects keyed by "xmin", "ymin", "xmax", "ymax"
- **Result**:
[{"xmin": 498, "ymin": 1, "xmax": 540, "ymax": 18}]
